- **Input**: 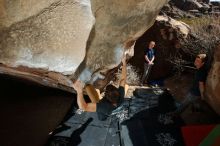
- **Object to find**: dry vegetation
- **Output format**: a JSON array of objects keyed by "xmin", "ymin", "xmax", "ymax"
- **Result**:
[
  {"xmin": 181, "ymin": 15, "xmax": 220, "ymax": 55},
  {"xmin": 114, "ymin": 63, "xmax": 140, "ymax": 85}
]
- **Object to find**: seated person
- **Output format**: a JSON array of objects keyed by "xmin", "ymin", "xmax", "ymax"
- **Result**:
[{"xmin": 73, "ymin": 57, "xmax": 127, "ymax": 121}]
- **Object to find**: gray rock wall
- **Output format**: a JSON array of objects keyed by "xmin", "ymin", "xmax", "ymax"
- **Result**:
[
  {"xmin": 206, "ymin": 44, "xmax": 220, "ymax": 115},
  {"xmin": 0, "ymin": 0, "xmax": 168, "ymax": 90},
  {"xmin": 0, "ymin": 0, "xmax": 94, "ymax": 75}
]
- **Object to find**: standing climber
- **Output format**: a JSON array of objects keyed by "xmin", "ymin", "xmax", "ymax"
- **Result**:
[{"xmin": 141, "ymin": 41, "xmax": 156, "ymax": 86}]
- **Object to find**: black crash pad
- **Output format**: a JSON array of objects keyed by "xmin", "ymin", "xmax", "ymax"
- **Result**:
[{"xmin": 47, "ymin": 87, "xmax": 185, "ymax": 146}]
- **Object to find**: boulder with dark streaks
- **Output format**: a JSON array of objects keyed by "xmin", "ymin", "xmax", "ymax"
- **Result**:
[{"xmin": 0, "ymin": 0, "xmax": 168, "ymax": 91}]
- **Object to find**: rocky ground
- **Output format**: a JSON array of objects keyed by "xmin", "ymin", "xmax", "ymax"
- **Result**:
[{"xmin": 161, "ymin": 0, "xmax": 220, "ymax": 19}]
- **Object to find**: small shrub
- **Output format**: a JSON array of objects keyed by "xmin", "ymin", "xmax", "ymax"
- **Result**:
[
  {"xmin": 181, "ymin": 15, "xmax": 220, "ymax": 55},
  {"xmin": 114, "ymin": 63, "xmax": 140, "ymax": 85}
]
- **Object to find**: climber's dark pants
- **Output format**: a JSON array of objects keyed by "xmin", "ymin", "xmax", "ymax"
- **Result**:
[{"xmin": 141, "ymin": 63, "xmax": 153, "ymax": 84}]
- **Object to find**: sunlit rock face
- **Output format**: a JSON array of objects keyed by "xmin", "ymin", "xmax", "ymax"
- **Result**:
[
  {"xmin": 0, "ymin": 0, "xmax": 168, "ymax": 91},
  {"xmin": 206, "ymin": 44, "xmax": 220, "ymax": 115},
  {"xmin": 0, "ymin": 0, "xmax": 94, "ymax": 75}
]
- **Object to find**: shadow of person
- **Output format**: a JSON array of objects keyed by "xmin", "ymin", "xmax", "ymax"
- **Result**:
[{"xmin": 68, "ymin": 117, "xmax": 93, "ymax": 146}]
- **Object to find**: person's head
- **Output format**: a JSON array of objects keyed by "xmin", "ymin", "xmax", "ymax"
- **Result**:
[
  {"xmin": 104, "ymin": 84, "xmax": 120, "ymax": 104},
  {"xmin": 194, "ymin": 54, "xmax": 207, "ymax": 69},
  {"xmin": 148, "ymin": 41, "xmax": 155, "ymax": 49}
]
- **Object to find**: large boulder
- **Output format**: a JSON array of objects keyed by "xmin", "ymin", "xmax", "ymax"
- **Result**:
[
  {"xmin": 171, "ymin": 0, "xmax": 211, "ymax": 13},
  {"xmin": 0, "ymin": 0, "xmax": 94, "ymax": 74},
  {"xmin": 0, "ymin": 0, "xmax": 168, "ymax": 91},
  {"xmin": 184, "ymin": 0, "xmax": 204, "ymax": 11},
  {"xmin": 206, "ymin": 44, "xmax": 220, "ymax": 115},
  {"xmin": 172, "ymin": 0, "xmax": 202, "ymax": 10},
  {"xmin": 161, "ymin": 3, "xmax": 195, "ymax": 19},
  {"xmin": 197, "ymin": 0, "xmax": 210, "ymax": 3}
]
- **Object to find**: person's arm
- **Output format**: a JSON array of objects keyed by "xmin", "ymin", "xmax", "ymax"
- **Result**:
[
  {"xmin": 199, "ymin": 81, "xmax": 205, "ymax": 100},
  {"xmin": 149, "ymin": 56, "xmax": 155, "ymax": 64},
  {"xmin": 145, "ymin": 55, "xmax": 150, "ymax": 63},
  {"xmin": 119, "ymin": 56, "xmax": 127, "ymax": 88},
  {"xmin": 73, "ymin": 80, "xmax": 97, "ymax": 112},
  {"xmin": 85, "ymin": 84, "xmax": 101, "ymax": 103}
]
